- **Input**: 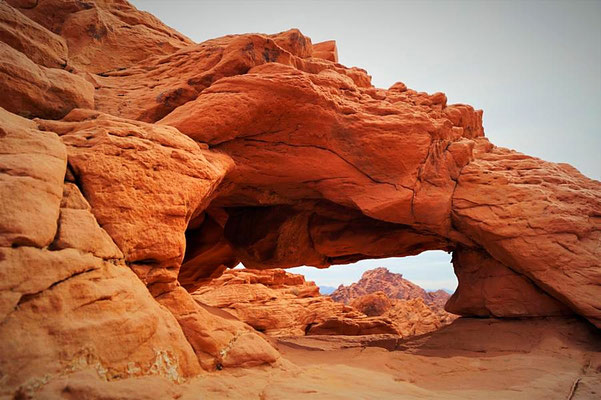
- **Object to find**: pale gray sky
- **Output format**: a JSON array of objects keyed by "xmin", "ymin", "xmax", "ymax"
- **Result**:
[{"xmin": 132, "ymin": 0, "xmax": 600, "ymax": 291}]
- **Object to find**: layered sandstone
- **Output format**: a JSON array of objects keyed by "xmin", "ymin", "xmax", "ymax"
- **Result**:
[
  {"xmin": 0, "ymin": 0, "xmax": 600, "ymax": 397},
  {"xmin": 193, "ymin": 268, "xmax": 455, "ymax": 338},
  {"xmin": 192, "ymin": 268, "xmax": 399, "ymax": 336},
  {"xmin": 0, "ymin": 41, "xmax": 94, "ymax": 119},
  {"xmin": 30, "ymin": 318, "xmax": 601, "ymax": 400}
]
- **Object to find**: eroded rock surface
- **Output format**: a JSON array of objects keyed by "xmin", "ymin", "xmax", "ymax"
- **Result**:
[
  {"xmin": 328, "ymin": 268, "xmax": 457, "ymax": 335},
  {"xmin": 0, "ymin": 1, "xmax": 68, "ymax": 68},
  {"xmin": 447, "ymin": 247, "xmax": 573, "ymax": 317},
  {"xmin": 34, "ymin": 318, "xmax": 601, "ymax": 400},
  {"xmin": 0, "ymin": 0, "xmax": 600, "ymax": 397},
  {"xmin": 6, "ymin": 0, "xmax": 193, "ymax": 73},
  {"xmin": 36, "ymin": 109, "xmax": 232, "ymax": 291},
  {"xmin": 0, "ymin": 110, "xmax": 202, "ymax": 397},
  {"xmin": 193, "ymin": 268, "xmax": 402, "ymax": 337},
  {"xmin": 0, "ymin": 42, "xmax": 94, "ymax": 119},
  {"xmin": 452, "ymin": 149, "xmax": 601, "ymax": 325}
]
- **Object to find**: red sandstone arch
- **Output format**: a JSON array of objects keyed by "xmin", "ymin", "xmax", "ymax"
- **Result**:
[
  {"xmin": 37, "ymin": 28, "xmax": 598, "ymax": 329},
  {"xmin": 156, "ymin": 43, "xmax": 599, "ymax": 327},
  {"xmin": 1, "ymin": 1, "xmax": 600, "ymax": 386}
]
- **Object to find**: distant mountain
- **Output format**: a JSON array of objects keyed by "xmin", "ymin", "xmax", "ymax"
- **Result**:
[
  {"xmin": 330, "ymin": 267, "xmax": 451, "ymax": 307},
  {"xmin": 319, "ymin": 286, "xmax": 336, "ymax": 295}
]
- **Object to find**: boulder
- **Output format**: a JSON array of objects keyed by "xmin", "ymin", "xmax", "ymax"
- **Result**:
[{"xmin": 0, "ymin": 42, "xmax": 94, "ymax": 119}]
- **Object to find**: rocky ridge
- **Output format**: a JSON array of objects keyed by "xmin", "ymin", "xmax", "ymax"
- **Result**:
[
  {"xmin": 330, "ymin": 267, "xmax": 452, "ymax": 306},
  {"xmin": 192, "ymin": 268, "xmax": 453, "ymax": 337}
]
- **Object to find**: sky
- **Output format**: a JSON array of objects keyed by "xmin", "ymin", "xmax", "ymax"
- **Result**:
[{"xmin": 132, "ymin": 0, "xmax": 600, "ymax": 291}]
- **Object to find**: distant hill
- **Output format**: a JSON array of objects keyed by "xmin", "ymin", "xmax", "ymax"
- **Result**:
[
  {"xmin": 330, "ymin": 267, "xmax": 451, "ymax": 308},
  {"xmin": 319, "ymin": 286, "xmax": 336, "ymax": 295}
]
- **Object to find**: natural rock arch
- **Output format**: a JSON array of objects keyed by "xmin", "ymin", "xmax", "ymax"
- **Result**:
[
  {"xmin": 1, "ymin": 1, "xmax": 600, "ymax": 391},
  {"xmin": 33, "ymin": 28, "xmax": 599, "ymax": 331},
  {"xmin": 157, "ymin": 35, "xmax": 599, "ymax": 327}
]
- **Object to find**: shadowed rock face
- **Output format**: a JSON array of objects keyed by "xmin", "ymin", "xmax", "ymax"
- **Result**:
[{"xmin": 1, "ymin": 0, "xmax": 600, "ymax": 396}]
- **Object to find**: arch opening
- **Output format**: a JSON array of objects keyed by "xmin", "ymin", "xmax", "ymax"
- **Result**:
[
  {"xmin": 178, "ymin": 200, "xmax": 572, "ymax": 321},
  {"xmin": 178, "ymin": 200, "xmax": 454, "ymax": 291}
]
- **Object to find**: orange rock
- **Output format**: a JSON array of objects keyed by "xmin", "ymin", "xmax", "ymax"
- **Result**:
[
  {"xmin": 6, "ymin": 0, "xmax": 193, "ymax": 73},
  {"xmin": 446, "ymin": 247, "xmax": 572, "ymax": 317},
  {"xmin": 32, "ymin": 109, "xmax": 275, "ymax": 371},
  {"xmin": 350, "ymin": 291, "xmax": 392, "ymax": 316},
  {"xmin": 428, "ymin": 289, "xmax": 453, "ymax": 309},
  {"xmin": 312, "ymin": 40, "xmax": 338, "ymax": 62},
  {"xmin": 342, "ymin": 293, "xmax": 456, "ymax": 337},
  {"xmin": 36, "ymin": 370, "xmax": 185, "ymax": 400},
  {"xmin": 193, "ymin": 268, "xmax": 452, "ymax": 338},
  {"xmin": 153, "ymin": 28, "xmax": 600, "ymax": 328},
  {"xmin": 94, "ymin": 29, "xmax": 364, "ymax": 123},
  {"xmin": 387, "ymin": 298, "xmax": 456, "ymax": 336},
  {"xmin": 1, "ymin": 1, "xmax": 601, "ymax": 397},
  {"xmin": 0, "ymin": 42, "xmax": 94, "ymax": 119},
  {"xmin": 32, "ymin": 318, "xmax": 601, "ymax": 400},
  {"xmin": 0, "ymin": 107, "xmax": 274, "ymax": 391},
  {"xmin": 0, "ymin": 107, "xmax": 67, "ymax": 248},
  {"xmin": 0, "ymin": 109, "xmax": 202, "ymax": 396},
  {"xmin": 332, "ymin": 269, "xmax": 457, "ymax": 335},
  {"xmin": 193, "ymin": 268, "xmax": 358, "ymax": 336},
  {"xmin": 158, "ymin": 286, "xmax": 279, "ymax": 370},
  {"xmin": 90, "ymin": 17, "xmax": 598, "ymax": 328},
  {"xmin": 452, "ymin": 148, "xmax": 601, "ymax": 326},
  {"xmin": 179, "ymin": 213, "xmax": 238, "ymax": 292},
  {"xmin": 36, "ymin": 109, "xmax": 232, "ymax": 290},
  {"xmin": 0, "ymin": 247, "xmax": 202, "ymax": 394},
  {"xmin": 51, "ymin": 182, "xmax": 124, "ymax": 259},
  {"xmin": 0, "ymin": 1, "xmax": 68, "ymax": 68},
  {"xmin": 308, "ymin": 316, "xmax": 399, "ymax": 336}
]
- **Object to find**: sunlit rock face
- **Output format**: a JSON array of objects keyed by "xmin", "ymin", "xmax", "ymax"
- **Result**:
[
  {"xmin": 1, "ymin": 0, "xmax": 600, "ymax": 397},
  {"xmin": 153, "ymin": 29, "xmax": 599, "ymax": 328}
]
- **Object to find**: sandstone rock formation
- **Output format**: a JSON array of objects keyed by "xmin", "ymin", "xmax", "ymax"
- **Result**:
[
  {"xmin": 330, "ymin": 267, "xmax": 451, "ymax": 306},
  {"xmin": 192, "ymin": 268, "xmax": 400, "ymax": 336},
  {"xmin": 0, "ymin": 41, "xmax": 94, "ymax": 119},
  {"xmin": 328, "ymin": 267, "xmax": 457, "ymax": 333},
  {"xmin": 446, "ymin": 247, "xmax": 574, "ymax": 317},
  {"xmin": 6, "ymin": 0, "xmax": 193, "ymax": 73},
  {"xmin": 350, "ymin": 291, "xmax": 393, "ymax": 316},
  {"xmin": 340, "ymin": 292, "xmax": 455, "ymax": 337},
  {"xmin": 0, "ymin": 1, "xmax": 68, "ymax": 68},
  {"xmin": 193, "ymin": 268, "xmax": 455, "ymax": 338},
  {"xmin": 0, "ymin": 109, "xmax": 204, "ymax": 393},
  {"xmin": 30, "ymin": 318, "xmax": 601, "ymax": 400},
  {"xmin": 1, "ymin": 0, "xmax": 600, "ymax": 397}
]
